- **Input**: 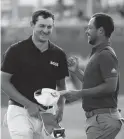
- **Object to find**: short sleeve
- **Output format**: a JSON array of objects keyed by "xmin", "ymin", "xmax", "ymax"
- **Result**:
[
  {"xmin": 99, "ymin": 50, "xmax": 118, "ymax": 79},
  {"xmin": 1, "ymin": 46, "xmax": 19, "ymax": 74},
  {"xmin": 57, "ymin": 52, "xmax": 69, "ymax": 80}
]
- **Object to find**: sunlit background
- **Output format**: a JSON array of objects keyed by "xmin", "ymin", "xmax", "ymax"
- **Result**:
[{"xmin": 1, "ymin": 0, "xmax": 124, "ymax": 139}]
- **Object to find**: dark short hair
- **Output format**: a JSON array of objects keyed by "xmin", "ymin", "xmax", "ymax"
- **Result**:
[
  {"xmin": 92, "ymin": 13, "xmax": 114, "ymax": 38},
  {"xmin": 32, "ymin": 9, "xmax": 54, "ymax": 24}
]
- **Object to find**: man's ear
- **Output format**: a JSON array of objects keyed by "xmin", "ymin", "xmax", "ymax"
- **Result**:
[
  {"xmin": 30, "ymin": 21, "xmax": 34, "ymax": 27},
  {"xmin": 99, "ymin": 27, "xmax": 104, "ymax": 35},
  {"xmin": 53, "ymin": 21, "xmax": 55, "ymax": 27}
]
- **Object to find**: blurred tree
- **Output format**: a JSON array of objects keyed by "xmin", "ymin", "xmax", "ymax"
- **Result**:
[
  {"xmin": 11, "ymin": 0, "xmax": 19, "ymax": 20},
  {"xmin": 56, "ymin": 0, "xmax": 65, "ymax": 20},
  {"xmin": 86, "ymin": 0, "xmax": 93, "ymax": 17},
  {"xmin": 36, "ymin": 0, "xmax": 43, "ymax": 10},
  {"xmin": 1, "ymin": 27, "xmax": 6, "ymax": 44},
  {"xmin": 118, "ymin": 5, "xmax": 124, "ymax": 17}
]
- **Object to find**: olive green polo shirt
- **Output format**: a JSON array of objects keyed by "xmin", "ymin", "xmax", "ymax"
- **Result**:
[{"xmin": 82, "ymin": 42, "xmax": 119, "ymax": 111}]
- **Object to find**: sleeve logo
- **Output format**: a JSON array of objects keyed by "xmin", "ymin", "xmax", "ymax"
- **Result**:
[{"xmin": 111, "ymin": 68, "xmax": 117, "ymax": 73}]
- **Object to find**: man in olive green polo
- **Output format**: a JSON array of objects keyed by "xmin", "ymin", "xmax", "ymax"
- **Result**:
[{"xmin": 60, "ymin": 13, "xmax": 123, "ymax": 139}]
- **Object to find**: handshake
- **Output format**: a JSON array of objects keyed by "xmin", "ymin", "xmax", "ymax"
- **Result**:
[
  {"xmin": 34, "ymin": 88, "xmax": 81, "ymax": 107},
  {"xmin": 59, "ymin": 90, "xmax": 81, "ymax": 104}
]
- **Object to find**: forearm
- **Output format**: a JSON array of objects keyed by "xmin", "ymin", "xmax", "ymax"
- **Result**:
[
  {"xmin": 72, "ymin": 82, "xmax": 113, "ymax": 98},
  {"xmin": 57, "ymin": 85, "xmax": 66, "ymax": 109},
  {"xmin": 55, "ymin": 80, "xmax": 67, "ymax": 122},
  {"xmin": 57, "ymin": 96, "xmax": 65, "ymax": 112},
  {"xmin": 1, "ymin": 81, "xmax": 34, "ymax": 107},
  {"xmin": 74, "ymin": 68, "xmax": 84, "ymax": 83}
]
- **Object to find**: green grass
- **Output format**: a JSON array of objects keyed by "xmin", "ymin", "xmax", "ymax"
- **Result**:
[
  {"xmin": 1, "ymin": 94, "xmax": 124, "ymax": 139},
  {"xmin": 1, "ymin": 26, "xmax": 124, "ymax": 138}
]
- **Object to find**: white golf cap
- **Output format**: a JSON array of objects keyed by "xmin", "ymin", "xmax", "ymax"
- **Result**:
[{"xmin": 34, "ymin": 88, "xmax": 60, "ymax": 107}]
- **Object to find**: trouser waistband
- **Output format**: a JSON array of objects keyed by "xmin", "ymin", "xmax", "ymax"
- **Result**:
[
  {"xmin": 85, "ymin": 108, "xmax": 118, "ymax": 118},
  {"xmin": 9, "ymin": 100, "xmax": 53, "ymax": 110}
]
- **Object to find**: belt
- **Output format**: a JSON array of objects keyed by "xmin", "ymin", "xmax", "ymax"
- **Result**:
[
  {"xmin": 85, "ymin": 108, "xmax": 118, "ymax": 118},
  {"xmin": 9, "ymin": 100, "xmax": 53, "ymax": 110}
]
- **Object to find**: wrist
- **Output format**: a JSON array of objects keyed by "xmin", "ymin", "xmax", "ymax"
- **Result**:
[
  {"xmin": 26, "ymin": 102, "xmax": 37, "ymax": 108},
  {"xmin": 75, "ymin": 67, "xmax": 80, "ymax": 74}
]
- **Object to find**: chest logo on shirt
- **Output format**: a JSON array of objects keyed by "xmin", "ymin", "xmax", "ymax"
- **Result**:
[
  {"xmin": 50, "ymin": 61, "xmax": 59, "ymax": 67},
  {"xmin": 111, "ymin": 68, "xmax": 117, "ymax": 73}
]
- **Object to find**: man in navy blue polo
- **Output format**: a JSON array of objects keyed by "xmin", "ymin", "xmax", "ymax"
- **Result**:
[
  {"xmin": 1, "ymin": 9, "xmax": 69, "ymax": 139},
  {"xmin": 61, "ymin": 13, "xmax": 123, "ymax": 139}
]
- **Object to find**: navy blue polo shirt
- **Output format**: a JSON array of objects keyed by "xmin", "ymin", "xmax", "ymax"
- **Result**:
[
  {"xmin": 82, "ymin": 42, "xmax": 119, "ymax": 111},
  {"xmin": 1, "ymin": 36, "xmax": 69, "ymax": 103}
]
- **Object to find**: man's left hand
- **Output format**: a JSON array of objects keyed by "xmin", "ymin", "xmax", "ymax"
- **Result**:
[
  {"xmin": 55, "ymin": 108, "xmax": 63, "ymax": 123},
  {"xmin": 60, "ymin": 90, "xmax": 81, "ymax": 103}
]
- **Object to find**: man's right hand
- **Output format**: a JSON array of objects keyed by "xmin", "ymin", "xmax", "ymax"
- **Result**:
[
  {"xmin": 27, "ymin": 103, "xmax": 45, "ymax": 117},
  {"xmin": 68, "ymin": 56, "xmax": 79, "ymax": 73}
]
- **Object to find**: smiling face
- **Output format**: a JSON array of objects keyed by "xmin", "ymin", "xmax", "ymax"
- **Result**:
[
  {"xmin": 85, "ymin": 17, "xmax": 99, "ymax": 45},
  {"xmin": 31, "ymin": 16, "xmax": 54, "ymax": 43}
]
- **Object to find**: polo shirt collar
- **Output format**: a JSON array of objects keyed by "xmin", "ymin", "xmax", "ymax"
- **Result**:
[
  {"xmin": 91, "ymin": 40, "xmax": 110, "ymax": 56},
  {"xmin": 28, "ymin": 36, "xmax": 52, "ymax": 52}
]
